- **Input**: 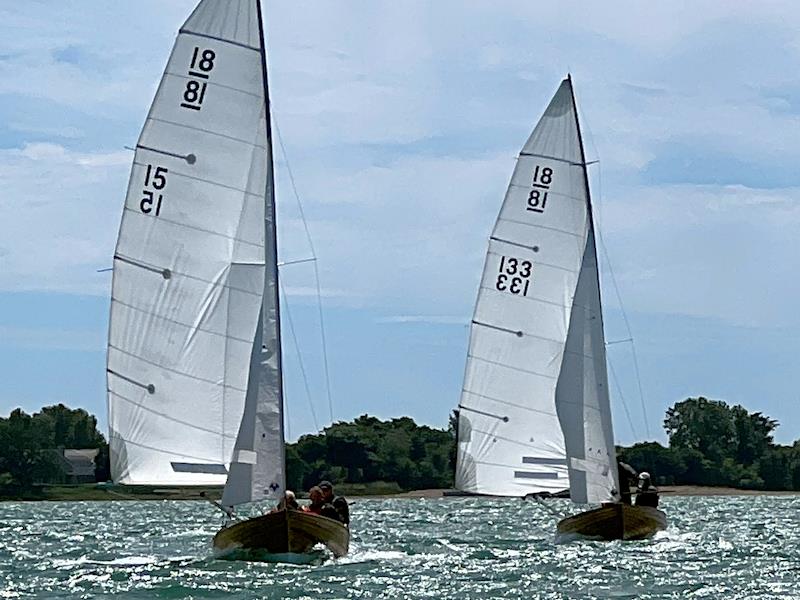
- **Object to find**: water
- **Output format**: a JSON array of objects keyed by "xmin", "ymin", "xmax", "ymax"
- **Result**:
[{"xmin": 1, "ymin": 496, "xmax": 798, "ymax": 599}]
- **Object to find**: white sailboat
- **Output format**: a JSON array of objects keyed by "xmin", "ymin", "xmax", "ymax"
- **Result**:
[
  {"xmin": 454, "ymin": 76, "xmax": 666, "ymax": 540},
  {"xmin": 106, "ymin": 0, "xmax": 348, "ymax": 558}
]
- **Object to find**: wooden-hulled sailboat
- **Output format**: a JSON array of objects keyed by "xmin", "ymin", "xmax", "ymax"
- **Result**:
[
  {"xmin": 106, "ymin": 0, "xmax": 348, "ymax": 560},
  {"xmin": 453, "ymin": 76, "xmax": 666, "ymax": 541}
]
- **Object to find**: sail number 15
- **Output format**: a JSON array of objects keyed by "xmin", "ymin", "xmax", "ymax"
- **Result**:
[
  {"xmin": 140, "ymin": 164, "xmax": 168, "ymax": 216},
  {"xmin": 496, "ymin": 256, "xmax": 532, "ymax": 296}
]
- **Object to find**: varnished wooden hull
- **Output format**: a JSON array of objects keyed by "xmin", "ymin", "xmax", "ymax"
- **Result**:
[
  {"xmin": 212, "ymin": 509, "xmax": 349, "ymax": 558},
  {"xmin": 556, "ymin": 503, "xmax": 667, "ymax": 541}
]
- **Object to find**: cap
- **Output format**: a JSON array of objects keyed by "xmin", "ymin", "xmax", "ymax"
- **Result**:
[
  {"xmin": 318, "ymin": 480, "xmax": 333, "ymax": 490},
  {"xmin": 638, "ymin": 471, "xmax": 651, "ymax": 480}
]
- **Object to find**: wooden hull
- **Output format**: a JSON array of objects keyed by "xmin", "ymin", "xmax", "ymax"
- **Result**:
[
  {"xmin": 212, "ymin": 509, "xmax": 349, "ymax": 559},
  {"xmin": 556, "ymin": 503, "xmax": 667, "ymax": 541}
]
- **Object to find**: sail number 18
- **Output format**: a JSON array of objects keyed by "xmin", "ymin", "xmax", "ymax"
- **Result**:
[
  {"xmin": 496, "ymin": 256, "xmax": 532, "ymax": 296},
  {"xmin": 527, "ymin": 165, "xmax": 554, "ymax": 213},
  {"xmin": 180, "ymin": 47, "xmax": 216, "ymax": 111}
]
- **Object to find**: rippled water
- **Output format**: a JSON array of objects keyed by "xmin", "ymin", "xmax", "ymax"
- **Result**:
[{"xmin": 1, "ymin": 496, "xmax": 798, "ymax": 598}]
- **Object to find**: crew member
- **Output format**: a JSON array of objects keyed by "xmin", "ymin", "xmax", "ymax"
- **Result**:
[
  {"xmin": 634, "ymin": 472, "xmax": 660, "ymax": 508},
  {"xmin": 303, "ymin": 486, "xmax": 325, "ymax": 514},
  {"xmin": 318, "ymin": 480, "xmax": 350, "ymax": 526}
]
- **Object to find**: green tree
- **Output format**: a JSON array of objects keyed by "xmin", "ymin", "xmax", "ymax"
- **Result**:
[{"xmin": 0, "ymin": 409, "xmax": 60, "ymax": 489}]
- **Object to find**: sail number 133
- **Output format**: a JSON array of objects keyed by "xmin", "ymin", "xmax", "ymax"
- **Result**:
[{"xmin": 496, "ymin": 256, "xmax": 532, "ymax": 296}]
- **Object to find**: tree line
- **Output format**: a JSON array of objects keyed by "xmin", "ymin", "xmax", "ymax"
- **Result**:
[
  {"xmin": 619, "ymin": 397, "xmax": 800, "ymax": 490},
  {"xmin": 1, "ymin": 397, "xmax": 800, "ymax": 495}
]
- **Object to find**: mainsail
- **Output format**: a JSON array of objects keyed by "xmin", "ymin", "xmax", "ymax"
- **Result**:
[
  {"xmin": 455, "ymin": 77, "xmax": 619, "ymax": 502},
  {"xmin": 107, "ymin": 0, "xmax": 284, "ymax": 501}
]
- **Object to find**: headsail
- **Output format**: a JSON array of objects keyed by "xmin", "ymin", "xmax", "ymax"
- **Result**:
[
  {"xmin": 455, "ymin": 77, "xmax": 617, "ymax": 501},
  {"xmin": 107, "ymin": 0, "xmax": 278, "ymax": 488}
]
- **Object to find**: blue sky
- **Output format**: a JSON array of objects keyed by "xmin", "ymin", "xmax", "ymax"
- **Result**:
[{"xmin": 2, "ymin": 1, "xmax": 800, "ymax": 446}]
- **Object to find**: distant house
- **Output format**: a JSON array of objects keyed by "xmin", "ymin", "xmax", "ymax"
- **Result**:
[{"xmin": 50, "ymin": 449, "xmax": 99, "ymax": 484}]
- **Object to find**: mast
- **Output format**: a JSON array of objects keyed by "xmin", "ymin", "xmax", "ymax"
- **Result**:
[
  {"xmin": 567, "ymin": 74, "xmax": 604, "ymax": 324},
  {"xmin": 256, "ymin": 0, "xmax": 286, "ymax": 496}
]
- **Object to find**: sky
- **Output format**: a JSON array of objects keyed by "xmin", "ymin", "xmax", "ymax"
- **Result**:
[{"xmin": 2, "ymin": 1, "xmax": 800, "ymax": 446}]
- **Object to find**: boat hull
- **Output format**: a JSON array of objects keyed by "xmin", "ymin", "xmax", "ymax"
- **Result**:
[
  {"xmin": 556, "ymin": 503, "xmax": 667, "ymax": 541},
  {"xmin": 212, "ymin": 509, "xmax": 349, "ymax": 558}
]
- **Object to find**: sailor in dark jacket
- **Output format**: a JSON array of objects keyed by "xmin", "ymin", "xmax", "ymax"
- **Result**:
[
  {"xmin": 634, "ymin": 472, "xmax": 660, "ymax": 508},
  {"xmin": 319, "ymin": 480, "xmax": 350, "ymax": 526}
]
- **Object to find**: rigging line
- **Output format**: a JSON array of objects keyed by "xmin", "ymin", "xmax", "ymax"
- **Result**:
[
  {"xmin": 273, "ymin": 117, "xmax": 335, "ymax": 423},
  {"xmin": 596, "ymin": 227, "xmax": 651, "ymax": 437},
  {"xmin": 606, "ymin": 350, "xmax": 637, "ymax": 441},
  {"xmin": 279, "ymin": 279, "xmax": 319, "ymax": 432},
  {"xmin": 578, "ymin": 104, "xmax": 651, "ymax": 438}
]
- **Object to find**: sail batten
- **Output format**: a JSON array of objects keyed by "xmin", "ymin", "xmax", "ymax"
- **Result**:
[{"xmin": 456, "ymin": 77, "xmax": 617, "ymax": 501}]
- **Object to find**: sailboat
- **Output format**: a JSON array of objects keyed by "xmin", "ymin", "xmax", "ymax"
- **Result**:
[
  {"xmin": 106, "ymin": 0, "xmax": 348, "ymax": 559},
  {"xmin": 453, "ymin": 76, "xmax": 666, "ymax": 541}
]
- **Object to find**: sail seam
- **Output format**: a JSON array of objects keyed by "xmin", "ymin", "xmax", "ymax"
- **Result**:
[
  {"xmin": 507, "ymin": 183, "xmax": 586, "ymax": 205},
  {"xmin": 129, "ymin": 161, "xmax": 265, "ymax": 199},
  {"xmin": 478, "ymin": 287, "xmax": 575, "ymax": 311},
  {"xmin": 467, "ymin": 429, "xmax": 552, "ymax": 451},
  {"xmin": 461, "ymin": 390, "xmax": 559, "ymax": 418},
  {"xmin": 108, "ymin": 343, "xmax": 247, "ymax": 392},
  {"xmin": 519, "ymin": 151, "xmax": 589, "ymax": 166},
  {"xmin": 467, "ymin": 354, "xmax": 559, "ymax": 379},
  {"xmin": 179, "ymin": 28, "xmax": 260, "ymax": 52},
  {"xmin": 485, "ymin": 250, "xmax": 579, "ymax": 274},
  {"xmin": 109, "ymin": 432, "xmax": 226, "ymax": 464},
  {"xmin": 469, "ymin": 323, "xmax": 563, "ymax": 346},
  {"xmin": 109, "ymin": 390, "xmax": 236, "ymax": 439},
  {"xmin": 121, "ymin": 207, "xmax": 264, "ymax": 251},
  {"xmin": 164, "ymin": 70, "xmax": 263, "ymax": 100},
  {"xmin": 495, "ymin": 216, "xmax": 583, "ymax": 239},
  {"xmin": 148, "ymin": 116, "xmax": 267, "ymax": 147},
  {"xmin": 111, "ymin": 297, "xmax": 254, "ymax": 345},
  {"xmin": 114, "ymin": 253, "xmax": 264, "ymax": 296}
]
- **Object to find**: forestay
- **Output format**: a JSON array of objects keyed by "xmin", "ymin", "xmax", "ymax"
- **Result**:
[
  {"xmin": 107, "ymin": 0, "xmax": 283, "ymax": 492},
  {"xmin": 456, "ymin": 78, "xmax": 618, "ymax": 502}
]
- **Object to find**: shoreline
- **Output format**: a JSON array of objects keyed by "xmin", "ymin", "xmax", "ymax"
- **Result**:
[{"xmin": 3, "ymin": 484, "xmax": 800, "ymax": 502}]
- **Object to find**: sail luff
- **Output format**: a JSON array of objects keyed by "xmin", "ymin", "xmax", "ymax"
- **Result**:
[
  {"xmin": 256, "ymin": 0, "xmax": 286, "ymax": 498},
  {"xmin": 554, "ymin": 76, "xmax": 619, "ymax": 504},
  {"xmin": 220, "ymin": 0, "xmax": 286, "ymax": 508}
]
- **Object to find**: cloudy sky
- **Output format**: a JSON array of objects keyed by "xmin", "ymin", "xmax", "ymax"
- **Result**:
[{"xmin": 2, "ymin": 1, "xmax": 800, "ymax": 446}]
